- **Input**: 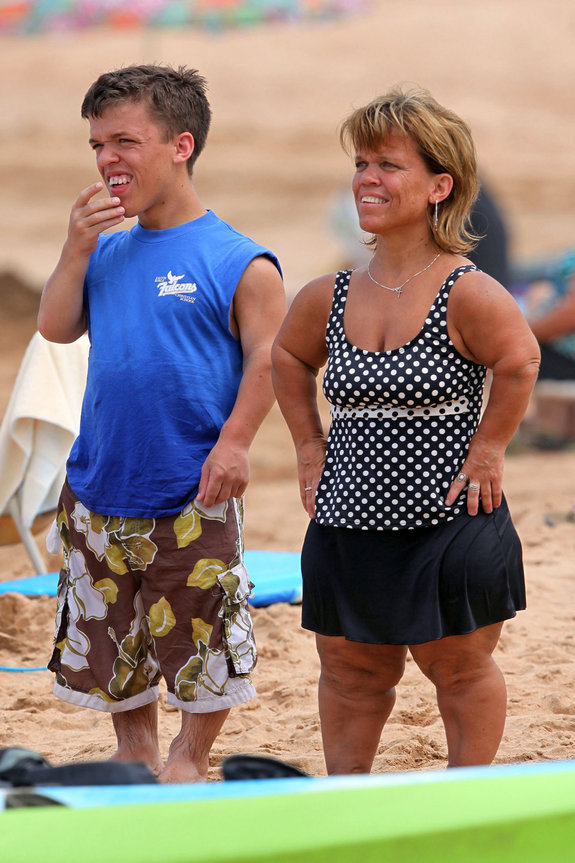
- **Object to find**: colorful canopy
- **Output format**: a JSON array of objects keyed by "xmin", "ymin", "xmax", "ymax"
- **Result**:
[{"xmin": 0, "ymin": 0, "xmax": 365, "ymax": 33}]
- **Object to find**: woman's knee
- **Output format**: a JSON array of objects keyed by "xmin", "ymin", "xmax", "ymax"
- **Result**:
[
  {"xmin": 317, "ymin": 636, "xmax": 406, "ymax": 694},
  {"xmin": 412, "ymin": 647, "xmax": 501, "ymax": 695},
  {"xmin": 423, "ymin": 658, "xmax": 496, "ymax": 695}
]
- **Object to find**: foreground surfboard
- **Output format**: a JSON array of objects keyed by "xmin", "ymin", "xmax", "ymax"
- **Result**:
[{"xmin": 2, "ymin": 761, "xmax": 575, "ymax": 862}]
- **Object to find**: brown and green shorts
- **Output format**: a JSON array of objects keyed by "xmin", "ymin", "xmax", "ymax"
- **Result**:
[{"xmin": 47, "ymin": 480, "xmax": 257, "ymax": 714}]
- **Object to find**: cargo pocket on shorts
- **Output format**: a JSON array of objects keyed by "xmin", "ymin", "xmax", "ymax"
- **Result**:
[{"xmin": 216, "ymin": 562, "xmax": 257, "ymax": 676}]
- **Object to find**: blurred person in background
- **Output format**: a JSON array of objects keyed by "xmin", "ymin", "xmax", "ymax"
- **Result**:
[{"xmin": 517, "ymin": 251, "xmax": 575, "ymax": 450}]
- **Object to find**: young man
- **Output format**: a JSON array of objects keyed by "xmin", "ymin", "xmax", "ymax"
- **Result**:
[{"xmin": 38, "ymin": 65, "xmax": 285, "ymax": 783}]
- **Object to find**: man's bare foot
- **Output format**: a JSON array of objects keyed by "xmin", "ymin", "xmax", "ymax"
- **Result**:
[
  {"xmin": 109, "ymin": 746, "xmax": 164, "ymax": 777},
  {"xmin": 110, "ymin": 703, "xmax": 163, "ymax": 775},
  {"xmin": 157, "ymin": 707, "xmax": 229, "ymax": 783},
  {"xmin": 158, "ymin": 757, "xmax": 208, "ymax": 784}
]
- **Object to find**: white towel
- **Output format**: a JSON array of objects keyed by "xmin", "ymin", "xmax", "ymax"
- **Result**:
[{"xmin": 0, "ymin": 331, "xmax": 89, "ymax": 526}]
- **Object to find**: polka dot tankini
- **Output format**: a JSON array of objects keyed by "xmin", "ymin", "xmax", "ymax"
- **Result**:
[{"xmin": 314, "ymin": 265, "xmax": 487, "ymax": 530}]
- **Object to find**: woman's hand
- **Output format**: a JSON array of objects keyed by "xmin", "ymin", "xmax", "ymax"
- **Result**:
[
  {"xmin": 445, "ymin": 270, "xmax": 540, "ymax": 516},
  {"xmin": 271, "ymin": 273, "xmax": 334, "ymax": 519},
  {"xmin": 445, "ymin": 436, "xmax": 506, "ymax": 516},
  {"xmin": 297, "ymin": 436, "xmax": 327, "ymax": 518}
]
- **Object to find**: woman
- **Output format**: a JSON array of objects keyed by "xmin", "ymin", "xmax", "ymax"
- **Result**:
[{"xmin": 271, "ymin": 87, "xmax": 540, "ymax": 774}]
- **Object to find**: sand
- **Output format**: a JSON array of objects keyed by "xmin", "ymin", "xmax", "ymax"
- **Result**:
[{"xmin": 1, "ymin": 0, "xmax": 575, "ymax": 779}]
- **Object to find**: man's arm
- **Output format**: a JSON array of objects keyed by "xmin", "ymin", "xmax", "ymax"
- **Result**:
[
  {"xmin": 38, "ymin": 182, "xmax": 125, "ymax": 343},
  {"xmin": 195, "ymin": 255, "xmax": 286, "ymax": 507}
]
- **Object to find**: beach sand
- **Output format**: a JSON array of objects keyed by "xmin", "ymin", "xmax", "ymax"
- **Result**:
[{"xmin": 1, "ymin": 0, "xmax": 575, "ymax": 779}]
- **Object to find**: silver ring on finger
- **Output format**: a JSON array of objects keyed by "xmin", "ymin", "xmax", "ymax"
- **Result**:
[
  {"xmin": 468, "ymin": 482, "xmax": 480, "ymax": 491},
  {"xmin": 457, "ymin": 472, "xmax": 468, "ymax": 483},
  {"xmin": 304, "ymin": 486, "xmax": 313, "ymax": 492}
]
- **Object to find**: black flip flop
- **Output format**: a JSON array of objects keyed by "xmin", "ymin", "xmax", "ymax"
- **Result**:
[{"xmin": 222, "ymin": 754, "xmax": 308, "ymax": 781}]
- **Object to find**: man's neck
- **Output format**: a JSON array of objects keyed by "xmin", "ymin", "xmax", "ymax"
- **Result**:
[{"xmin": 138, "ymin": 185, "xmax": 207, "ymax": 231}]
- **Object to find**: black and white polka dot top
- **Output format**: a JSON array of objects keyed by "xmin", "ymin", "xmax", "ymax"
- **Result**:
[{"xmin": 314, "ymin": 266, "xmax": 487, "ymax": 530}]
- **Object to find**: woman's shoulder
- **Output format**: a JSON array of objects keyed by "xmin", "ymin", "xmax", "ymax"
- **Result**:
[
  {"xmin": 440, "ymin": 255, "xmax": 508, "ymax": 300},
  {"xmin": 446, "ymin": 257, "xmax": 509, "ymax": 297},
  {"xmin": 446, "ymin": 257, "xmax": 529, "ymax": 342},
  {"xmin": 290, "ymin": 271, "xmax": 342, "ymax": 311},
  {"xmin": 303, "ymin": 270, "xmax": 344, "ymax": 291}
]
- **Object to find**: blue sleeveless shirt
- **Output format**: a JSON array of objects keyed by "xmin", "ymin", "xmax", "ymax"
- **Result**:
[{"xmin": 66, "ymin": 211, "xmax": 281, "ymax": 517}]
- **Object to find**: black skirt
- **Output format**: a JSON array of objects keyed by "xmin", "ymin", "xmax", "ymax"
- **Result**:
[{"xmin": 301, "ymin": 497, "xmax": 525, "ymax": 645}]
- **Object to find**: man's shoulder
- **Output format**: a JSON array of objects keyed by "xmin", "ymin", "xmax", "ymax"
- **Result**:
[
  {"xmin": 207, "ymin": 213, "xmax": 281, "ymax": 274},
  {"xmin": 210, "ymin": 213, "xmax": 263, "ymax": 247}
]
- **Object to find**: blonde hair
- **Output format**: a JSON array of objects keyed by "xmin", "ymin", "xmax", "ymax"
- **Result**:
[{"xmin": 340, "ymin": 86, "xmax": 480, "ymax": 254}]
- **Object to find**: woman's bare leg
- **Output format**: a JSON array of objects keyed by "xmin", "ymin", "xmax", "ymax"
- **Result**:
[
  {"xmin": 410, "ymin": 622, "xmax": 506, "ymax": 767},
  {"xmin": 316, "ymin": 634, "xmax": 407, "ymax": 775}
]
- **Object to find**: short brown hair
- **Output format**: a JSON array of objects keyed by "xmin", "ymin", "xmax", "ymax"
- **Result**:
[
  {"xmin": 81, "ymin": 64, "xmax": 211, "ymax": 177},
  {"xmin": 340, "ymin": 86, "xmax": 480, "ymax": 254}
]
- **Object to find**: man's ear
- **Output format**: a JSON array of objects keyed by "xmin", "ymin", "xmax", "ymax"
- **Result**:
[{"xmin": 174, "ymin": 131, "xmax": 194, "ymax": 165}]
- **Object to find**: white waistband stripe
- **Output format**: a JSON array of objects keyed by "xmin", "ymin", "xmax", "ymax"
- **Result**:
[{"xmin": 330, "ymin": 396, "xmax": 470, "ymax": 420}]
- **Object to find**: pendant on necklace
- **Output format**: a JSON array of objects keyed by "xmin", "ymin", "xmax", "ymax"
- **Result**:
[{"xmin": 366, "ymin": 252, "xmax": 442, "ymax": 298}]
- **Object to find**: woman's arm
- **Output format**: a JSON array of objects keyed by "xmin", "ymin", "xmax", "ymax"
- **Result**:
[
  {"xmin": 446, "ymin": 271, "xmax": 541, "ymax": 514},
  {"xmin": 271, "ymin": 275, "xmax": 333, "ymax": 517}
]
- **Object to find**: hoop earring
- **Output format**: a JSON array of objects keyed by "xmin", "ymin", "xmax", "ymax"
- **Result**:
[{"xmin": 434, "ymin": 200, "xmax": 439, "ymax": 231}]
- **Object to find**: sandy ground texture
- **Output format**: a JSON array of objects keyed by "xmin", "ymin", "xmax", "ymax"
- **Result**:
[{"xmin": 1, "ymin": 0, "xmax": 575, "ymax": 780}]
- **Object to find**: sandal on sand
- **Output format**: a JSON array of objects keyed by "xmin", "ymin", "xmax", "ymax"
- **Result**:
[
  {"xmin": 222, "ymin": 754, "xmax": 308, "ymax": 781},
  {"xmin": 0, "ymin": 746, "xmax": 158, "ymax": 788},
  {"xmin": 4, "ymin": 790, "xmax": 66, "ymax": 809},
  {"xmin": 0, "ymin": 747, "xmax": 50, "ymax": 780}
]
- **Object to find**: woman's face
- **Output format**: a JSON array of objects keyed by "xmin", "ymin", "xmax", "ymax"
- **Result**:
[{"xmin": 352, "ymin": 131, "xmax": 440, "ymax": 238}]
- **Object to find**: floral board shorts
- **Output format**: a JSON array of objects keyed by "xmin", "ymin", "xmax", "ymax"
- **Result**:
[{"xmin": 46, "ymin": 480, "xmax": 257, "ymax": 714}]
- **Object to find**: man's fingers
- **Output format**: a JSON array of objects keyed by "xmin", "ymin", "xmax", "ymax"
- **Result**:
[
  {"xmin": 70, "ymin": 196, "xmax": 125, "ymax": 241},
  {"xmin": 74, "ymin": 184, "xmax": 124, "ymax": 221},
  {"xmin": 82, "ymin": 208, "xmax": 125, "ymax": 229},
  {"xmin": 75, "ymin": 182, "xmax": 104, "ymax": 206}
]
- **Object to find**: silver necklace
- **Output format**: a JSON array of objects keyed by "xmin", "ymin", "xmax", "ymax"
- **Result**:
[{"xmin": 367, "ymin": 252, "xmax": 441, "ymax": 298}]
